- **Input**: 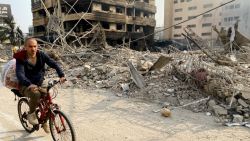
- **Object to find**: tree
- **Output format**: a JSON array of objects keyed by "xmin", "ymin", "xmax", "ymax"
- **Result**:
[{"xmin": 0, "ymin": 16, "xmax": 24, "ymax": 46}]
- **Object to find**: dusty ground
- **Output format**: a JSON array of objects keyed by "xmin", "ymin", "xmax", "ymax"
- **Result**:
[{"xmin": 0, "ymin": 86, "xmax": 249, "ymax": 141}]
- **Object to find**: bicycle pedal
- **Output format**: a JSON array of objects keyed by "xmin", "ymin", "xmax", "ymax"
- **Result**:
[{"xmin": 33, "ymin": 124, "xmax": 39, "ymax": 131}]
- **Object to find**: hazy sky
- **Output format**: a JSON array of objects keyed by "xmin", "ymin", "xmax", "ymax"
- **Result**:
[{"xmin": 0, "ymin": 0, "xmax": 164, "ymax": 33}]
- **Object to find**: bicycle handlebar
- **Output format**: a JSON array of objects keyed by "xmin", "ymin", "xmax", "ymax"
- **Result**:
[{"xmin": 47, "ymin": 80, "xmax": 60, "ymax": 92}]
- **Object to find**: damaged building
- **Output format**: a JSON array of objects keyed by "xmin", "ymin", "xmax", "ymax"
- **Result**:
[{"xmin": 31, "ymin": 0, "xmax": 156, "ymax": 50}]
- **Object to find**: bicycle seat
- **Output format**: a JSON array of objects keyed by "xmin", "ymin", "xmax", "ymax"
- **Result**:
[{"xmin": 11, "ymin": 89, "xmax": 23, "ymax": 97}]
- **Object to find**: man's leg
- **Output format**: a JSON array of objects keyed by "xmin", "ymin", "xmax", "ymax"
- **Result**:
[{"xmin": 21, "ymin": 86, "xmax": 41, "ymax": 125}]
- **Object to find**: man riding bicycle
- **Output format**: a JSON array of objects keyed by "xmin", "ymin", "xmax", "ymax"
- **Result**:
[{"xmin": 14, "ymin": 37, "xmax": 66, "ymax": 133}]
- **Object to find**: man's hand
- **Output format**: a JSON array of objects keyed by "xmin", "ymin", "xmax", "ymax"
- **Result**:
[
  {"xmin": 28, "ymin": 84, "xmax": 38, "ymax": 93},
  {"xmin": 59, "ymin": 77, "xmax": 66, "ymax": 84}
]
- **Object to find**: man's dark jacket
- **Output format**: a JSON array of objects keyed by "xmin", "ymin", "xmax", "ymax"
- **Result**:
[{"xmin": 14, "ymin": 50, "xmax": 64, "ymax": 87}]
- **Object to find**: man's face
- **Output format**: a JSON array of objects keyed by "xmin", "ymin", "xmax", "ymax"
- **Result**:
[{"xmin": 25, "ymin": 39, "xmax": 38, "ymax": 57}]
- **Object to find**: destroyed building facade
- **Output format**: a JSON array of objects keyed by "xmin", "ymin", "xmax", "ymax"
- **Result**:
[
  {"xmin": 31, "ymin": 0, "xmax": 156, "ymax": 50},
  {"xmin": 220, "ymin": 0, "xmax": 250, "ymax": 39}
]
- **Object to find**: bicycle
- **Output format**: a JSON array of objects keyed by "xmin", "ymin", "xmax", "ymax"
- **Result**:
[{"xmin": 11, "ymin": 80, "xmax": 76, "ymax": 141}]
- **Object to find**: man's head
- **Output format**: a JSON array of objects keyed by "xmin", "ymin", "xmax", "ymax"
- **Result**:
[{"xmin": 24, "ymin": 37, "xmax": 38, "ymax": 58}]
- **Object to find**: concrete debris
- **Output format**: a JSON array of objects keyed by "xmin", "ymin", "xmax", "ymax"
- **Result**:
[
  {"xmin": 149, "ymin": 56, "xmax": 173, "ymax": 71},
  {"xmin": 238, "ymin": 99, "xmax": 249, "ymax": 108},
  {"xmin": 37, "ymin": 15, "xmax": 250, "ymax": 127},
  {"xmin": 212, "ymin": 105, "xmax": 228, "ymax": 116},
  {"xmin": 127, "ymin": 61, "xmax": 146, "ymax": 89},
  {"xmin": 233, "ymin": 114, "xmax": 244, "ymax": 123}
]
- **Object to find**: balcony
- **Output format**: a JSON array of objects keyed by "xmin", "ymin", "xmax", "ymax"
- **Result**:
[
  {"xmin": 64, "ymin": 11, "xmax": 126, "ymax": 23},
  {"xmin": 92, "ymin": 0, "xmax": 126, "ymax": 7},
  {"xmin": 127, "ymin": 16, "xmax": 156, "ymax": 27},
  {"xmin": 33, "ymin": 18, "xmax": 48, "ymax": 26},
  {"xmin": 129, "ymin": 1, "xmax": 156, "ymax": 13}
]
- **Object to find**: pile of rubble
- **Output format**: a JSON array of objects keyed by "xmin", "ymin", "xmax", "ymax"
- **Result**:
[{"xmin": 43, "ymin": 19, "xmax": 249, "ymax": 126}]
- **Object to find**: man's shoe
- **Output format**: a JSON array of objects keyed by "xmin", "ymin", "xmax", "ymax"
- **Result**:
[
  {"xmin": 27, "ymin": 112, "xmax": 39, "ymax": 125},
  {"xmin": 42, "ymin": 122, "xmax": 50, "ymax": 133}
]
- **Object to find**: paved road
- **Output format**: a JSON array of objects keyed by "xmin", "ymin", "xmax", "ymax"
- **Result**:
[{"xmin": 0, "ymin": 87, "xmax": 249, "ymax": 141}]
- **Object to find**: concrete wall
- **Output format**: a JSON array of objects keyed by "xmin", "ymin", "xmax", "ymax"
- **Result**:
[{"xmin": 164, "ymin": 0, "xmax": 173, "ymax": 40}]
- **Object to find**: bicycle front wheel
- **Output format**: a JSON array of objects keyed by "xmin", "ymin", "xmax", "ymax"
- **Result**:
[
  {"xmin": 17, "ymin": 98, "xmax": 35, "ymax": 133},
  {"xmin": 49, "ymin": 110, "xmax": 76, "ymax": 141}
]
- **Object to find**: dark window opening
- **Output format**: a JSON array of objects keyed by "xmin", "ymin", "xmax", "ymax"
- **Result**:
[
  {"xmin": 127, "ymin": 24, "xmax": 133, "ymax": 32},
  {"xmin": 135, "ymin": 25, "xmax": 142, "ymax": 32},
  {"xmin": 38, "ymin": 10, "xmax": 46, "ymax": 17},
  {"xmin": 127, "ymin": 8, "xmax": 134, "ymax": 16},
  {"xmin": 144, "ymin": 12, "xmax": 149, "ymax": 18},
  {"xmin": 101, "ymin": 22, "xmax": 110, "ymax": 29},
  {"xmin": 144, "ymin": 0, "xmax": 149, "ymax": 3},
  {"xmin": 135, "ymin": 10, "xmax": 141, "ymax": 17},
  {"xmin": 117, "ymin": 23, "xmax": 123, "ymax": 30},
  {"xmin": 34, "ymin": 26, "xmax": 45, "ymax": 33},
  {"xmin": 102, "ymin": 4, "xmax": 110, "ymax": 11},
  {"xmin": 116, "ymin": 6, "xmax": 124, "ymax": 14}
]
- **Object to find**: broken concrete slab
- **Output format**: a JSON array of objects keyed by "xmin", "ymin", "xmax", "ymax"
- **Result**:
[
  {"xmin": 127, "ymin": 61, "xmax": 146, "ymax": 89},
  {"xmin": 238, "ymin": 99, "xmax": 249, "ymax": 108},
  {"xmin": 149, "ymin": 56, "xmax": 173, "ymax": 71},
  {"xmin": 233, "ymin": 114, "xmax": 244, "ymax": 123},
  {"xmin": 241, "ymin": 89, "xmax": 250, "ymax": 100},
  {"xmin": 212, "ymin": 105, "xmax": 228, "ymax": 116}
]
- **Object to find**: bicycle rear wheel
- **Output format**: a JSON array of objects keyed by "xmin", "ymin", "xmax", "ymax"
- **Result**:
[
  {"xmin": 49, "ymin": 110, "xmax": 76, "ymax": 141},
  {"xmin": 17, "ymin": 98, "xmax": 35, "ymax": 133}
]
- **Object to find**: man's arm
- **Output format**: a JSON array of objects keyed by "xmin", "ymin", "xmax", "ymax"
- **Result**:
[
  {"xmin": 43, "ymin": 52, "xmax": 65, "ymax": 78},
  {"xmin": 16, "ymin": 60, "xmax": 32, "ymax": 87}
]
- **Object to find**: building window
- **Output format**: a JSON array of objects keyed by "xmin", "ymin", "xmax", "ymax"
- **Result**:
[
  {"xmin": 175, "ymin": 8, "xmax": 183, "ymax": 12},
  {"xmin": 202, "ymin": 23, "xmax": 212, "ymax": 27},
  {"xmin": 235, "ymin": 4, "xmax": 240, "ymax": 8},
  {"xmin": 203, "ymin": 4, "xmax": 213, "ymax": 8},
  {"xmin": 188, "ymin": 6, "xmax": 197, "ymax": 11},
  {"xmin": 174, "ymin": 25, "xmax": 182, "ymax": 29},
  {"xmin": 116, "ymin": 7, "xmax": 124, "ymax": 14},
  {"xmin": 203, "ymin": 13, "xmax": 212, "ymax": 18},
  {"xmin": 174, "ymin": 17, "xmax": 182, "ymax": 21},
  {"xmin": 181, "ymin": 0, "xmax": 184, "ymax": 2},
  {"xmin": 101, "ymin": 4, "xmax": 110, "ymax": 11},
  {"xmin": 234, "ymin": 16, "xmax": 239, "ymax": 21},
  {"xmin": 188, "ymin": 16, "xmax": 196, "ymax": 20},
  {"xmin": 174, "ymin": 34, "xmax": 181, "ymax": 37},
  {"xmin": 127, "ymin": 8, "xmax": 133, "ymax": 16},
  {"xmin": 174, "ymin": 0, "xmax": 178, "ymax": 4},
  {"xmin": 144, "ymin": 0, "xmax": 149, "ymax": 3},
  {"xmin": 224, "ymin": 17, "xmax": 238, "ymax": 22},
  {"xmin": 202, "ymin": 32, "xmax": 212, "ymax": 36},
  {"xmin": 101, "ymin": 22, "xmax": 110, "ymax": 29},
  {"xmin": 116, "ymin": 23, "xmax": 123, "ymax": 30},
  {"xmin": 187, "ymin": 24, "xmax": 196, "ymax": 28},
  {"xmin": 127, "ymin": 24, "xmax": 133, "ymax": 32},
  {"xmin": 187, "ymin": 0, "xmax": 192, "ymax": 2},
  {"xmin": 229, "ymin": 5, "xmax": 234, "ymax": 9},
  {"xmin": 224, "ymin": 17, "xmax": 228, "ymax": 22}
]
